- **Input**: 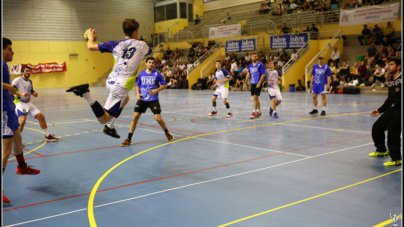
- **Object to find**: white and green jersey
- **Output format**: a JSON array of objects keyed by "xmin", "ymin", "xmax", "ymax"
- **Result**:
[
  {"xmin": 98, "ymin": 39, "xmax": 152, "ymax": 90},
  {"xmin": 12, "ymin": 76, "xmax": 34, "ymax": 104},
  {"xmin": 215, "ymin": 68, "xmax": 230, "ymax": 89}
]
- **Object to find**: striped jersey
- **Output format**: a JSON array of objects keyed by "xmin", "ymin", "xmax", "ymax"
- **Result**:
[{"xmin": 98, "ymin": 39, "xmax": 152, "ymax": 90}]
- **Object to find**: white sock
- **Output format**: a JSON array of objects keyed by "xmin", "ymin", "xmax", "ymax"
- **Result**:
[
  {"xmin": 83, "ymin": 92, "xmax": 96, "ymax": 105},
  {"xmin": 273, "ymin": 111, "xmax": 277, "ymax": 114},
  {"xmin": 314, "ymin": 106, "xmax": 318, "ymax": 110},
  {"xmin": 44, "ymin": 128, "xmax": 49, "ymax": 136},
  {"xmin": 256, "ymin": 109, "xmax": 260, "ymax": 113},
  {"xmin": 252, "ymin": 109, "xmax": 256, "ymax": 113},
  {"xmin": 107, "ymin": 118, "xmax": 117, "ymax": 129},
  {"xmin": 227, "ymin": 108, "xmax": 231, "ymax": 113},
  {"xmin": 213, "ymin": 106, "xmax": 217, "ymax": 112},
  {"xmin": 323, "ymin": 107, "xmax": 326, "ymax": 111}
]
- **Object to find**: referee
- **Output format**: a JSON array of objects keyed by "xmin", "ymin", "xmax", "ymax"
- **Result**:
[{"xmin": 369, "ymin": 59, "xmax": 401, "ymax": 167}]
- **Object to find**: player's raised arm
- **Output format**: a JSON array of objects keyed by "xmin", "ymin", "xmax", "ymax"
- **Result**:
[{"xmin": 86, "ymin": 29, "xmax": 99, "ymax": 51}]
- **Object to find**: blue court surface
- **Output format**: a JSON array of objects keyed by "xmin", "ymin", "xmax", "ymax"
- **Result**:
[{"xmin": 2, "ymin": 87, "xmax": 402, "ymax": 227}]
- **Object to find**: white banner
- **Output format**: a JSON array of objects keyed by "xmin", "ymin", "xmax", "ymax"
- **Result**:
[
  {"xmin": 339, "ymin": 3, "xmax": 399, "ymax": 26},
  {"xmin": 209, "ymin": 24, "xmax": 241, "ymax": 39}
]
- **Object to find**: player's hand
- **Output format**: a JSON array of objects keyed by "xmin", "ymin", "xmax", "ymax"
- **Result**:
[
  {"xmin": 370, "ymin": 109, "xmax": 380, "ymax": 117},
  {"xmin": 243, "ymin": 85, "xmax": 247, "ymax": 90},
  {"xmin": 86, "ymin": 28, "xmax": 96, "ymax": 42},
  {"xmin": 137, "ymin": 94, "xmax": 142, "ymax": 100},
  {"xmin": 150, "ymin": 90, "xmax": 158, "ymax": 96},
  {"xmin": 20, "ymin": 92, "xmax": 29, "ymax": 98},
  {"xmin": 256, "ymin": 83, "xmax": 261, "ymax": 88},
  {"xmin": 33, "ymin": 92, "xmax": 38, "ymax": 97},
  {"xmin": 8, "ymin": 86, "xmax": 17, "ymax": 95}
]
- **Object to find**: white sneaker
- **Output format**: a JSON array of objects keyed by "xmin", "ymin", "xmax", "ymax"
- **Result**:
[
  {"xmin": 371, "ymin": 83, "xmax": 375, "ymax": 88},
  {"xmin": 381, "ymin": 83, "xmax": 384, "ymax": 88},
  {"xmin": 329, "ymin": 86, "xmax": 333, "ymax": 92}
]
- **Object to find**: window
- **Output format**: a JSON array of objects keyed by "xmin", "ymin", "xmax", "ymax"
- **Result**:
[
  {"xmin": 188, "ymin": 4, "xmax": 193, "ymax": 22},
  {"xmin": 154, "ymin": 6, "xmax": 165, "ymax": 22},
  {"xmin": 166, "ymin": 3, "xmax": 178, "ymax": 20},
  {"xmin": 180, "ymin": 3, "xmax": 187, "ymax": 19}
]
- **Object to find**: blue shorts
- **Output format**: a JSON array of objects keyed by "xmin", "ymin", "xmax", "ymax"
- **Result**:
[
  {"xmin": 312, "ymin": 83, "xmax": 327, "ymax": 95},
  {"xmin": 2, "ymin": 109, "xmax": 20, "ymax": 138}
]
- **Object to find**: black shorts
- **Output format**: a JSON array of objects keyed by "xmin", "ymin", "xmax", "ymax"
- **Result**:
[
  {"xmin": 250, "ymin": 84, "xmax": 262, "ymax": 96},
  {"xmin": 134, "ymin": 100, "xmax": 162, "ymax": 115}
]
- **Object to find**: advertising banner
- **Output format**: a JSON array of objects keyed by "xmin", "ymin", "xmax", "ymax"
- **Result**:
[
  {"xmin": 270, "ymin": 35, "xmax": 307, "ymax": 49},
  {"xmin": 9, "ymin": 62, "xmax": 67, "ymax": 74},
  {"xmin": 339, "ymin": 3, "xmax": 399, "ymax": 26},
  {"xmin": 226, "ymin": 39, "xmax": 256, "ymax": 52},
  {"xmin": 209, "ymin": 24, "xmax": 241, "ymax": 39}
]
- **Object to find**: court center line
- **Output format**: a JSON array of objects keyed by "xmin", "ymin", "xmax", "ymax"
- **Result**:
[
  {"xmin": 218, "ymin": 169, "xmax": 402, "ymax": 227},
  {"xmin": 5, "ymin": 143, "xmax": 375, "ymax": 227}
]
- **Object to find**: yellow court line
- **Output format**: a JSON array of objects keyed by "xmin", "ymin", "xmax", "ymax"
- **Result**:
[
  {"xmin": 373, "ymin": 215, "xmax": 402, "ymax": 227},
  {"xmin": 8, "ymin": 127, "xmax": 47, "ymax": 161},
  {"xmin": 87, "ymin": 111, "xmax": 370, "ymax": 227},
  {"xmin": 218, "ymin": 169, "xmax": 401, "ymax": 227}
]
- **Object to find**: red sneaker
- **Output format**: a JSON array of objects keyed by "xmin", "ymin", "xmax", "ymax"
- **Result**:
[
  {"xmin": 16, "ymin": 164, "xmax": 41, "ymax": 175},
  {"xmin": 209, "ymin": 111, "xmax": 217, "ymax": 116},
  {"xmin": 257, "ymin": 112, "xmax": 262, "ymax": 117},
  {"xmin": 165, "ymin": 131, "xmax": 174, "ymax": 142},
  {"xmin": 45, "ymin": 134, "xmax": 59, "ymax": 142},
  {"xmin": 250, "ymin": 113, "xmax": 256, "ymax": 119},
  {"xmin": 3, "ymin": 192, "xmax": 10, "ymax": 203},
  {"xmin": 226, "ymin": 113, "xmax": 233, "ymax": 118}
]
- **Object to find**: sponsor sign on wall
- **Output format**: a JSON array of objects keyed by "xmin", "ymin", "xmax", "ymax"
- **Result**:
[
  {"xmin": 209, "ymin": 24, "xmax": 241, "ymax": 39},
  {"xmin": 225, "ymin": 39, "xmax": 256, "ymax": 52},
  {"xmin": 10, "ymin": 62, "xmax": 67, "ymax": 74},
  {"xmin": 339, "ymin": 3, "xmax": 399, "ymax": 26},
  {"xmin": 270, "ymin": 35, "xmax": 307, "ymax": 49}
]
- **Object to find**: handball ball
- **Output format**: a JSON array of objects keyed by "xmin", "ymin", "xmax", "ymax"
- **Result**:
[{"xmin": 84, "ymin": 29, "xmax": 97, "ymax": 41}]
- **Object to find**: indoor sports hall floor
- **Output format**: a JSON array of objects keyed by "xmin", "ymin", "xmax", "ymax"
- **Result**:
[{"xmin": 2, "ymin": 87, "xmax": 402, "ymax": 227}]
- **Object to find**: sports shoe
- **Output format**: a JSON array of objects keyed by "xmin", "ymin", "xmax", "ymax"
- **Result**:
[
  {"xmin": 309, "ymin": 109, "xmax": 318, "ymax": 114},
  {"xmin": 66, "ymin": 84, "xmax": 90, "ymax": 97},
  {"xmin": 371, "ymin": 83, "xmax": 375, "ymax": 88},
  {"xmin": 256, "ymin": 112, "xmax": 262, "ymax": 117},
  {"xmin": 381, "ymin": 83, "xmax": 384, "ymax": 88},
  {"xmin": 250, "ymin": 113, "xmax": 256, "ymax": 119},
  {"xmin": 368, "ymin": 150, "xmax": 389, "ymax": 157},
  {"xmin": 383, "ymin": 160, "xmax": 402, "ymax": 167},
  {"xmin": 269, "ymin": 107, "xmax": 273, "ymax": 116},
  {"xmin": 3, "ymin": 192, "xmax": 10, "ymax": 203},
  {"xmin": 329, "ymin": 86, "xmax": 333, "ymax": 92},
  {"xmin": 16, "ymin": 164, "xmax": 40, "ymax": 175},
  {"xmin": 121, "ymin": 138, "xmax": 132, "ymax": 147},
  {"xmin": 45, "ymin": 134, "xmax": 59, "ymax": 142},
  {"xmin": 102, "ymin": 125, "xmax": 120, "ymax": 139},
  {"xmin": 320, "ymin": 110, "xmax": 326, "ymax": 116},
  {"xmin": 226, "ymin": 113, "xmax": 233, "ymax": 118},
  {"xmin": 209, "ymin": 111, "xmax": 217, "ymax": 116},
  {"xmin": 165, "ymin": 131, "xmax": 174, "ymax": 142},
  {"xmin": 273, "ymin": 112, "xmax": 279, "ymax": 118}
]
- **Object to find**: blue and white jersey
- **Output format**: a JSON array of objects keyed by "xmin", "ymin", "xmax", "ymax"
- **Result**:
[
  {"xmin": 2, "ymin": 62, "xmax": 16, "ymax": 111},
  {"xmin": 311, "ymin": 64, "xmax": 331, "ymax": 85},
  {"xmin": 12, "ymin": 76, "xmax": 34, "ymax": 103},
  {"xmin": 98, "ymin": 39, "xmax": 152, "ymax": 90},
  {"xmin": 265, "ymin": 69, "xmax": 281, "ymax": 90},
  {"xmin": 248, "ymin": 62, "xmax": 265, "ymax": 85},
  {"xmin": 136, "ymin": 70, "xmax": 167, "ymax": 102},
  {"xmin": 215, "ymin": 68, "xmax": 230, "ymax": 89}
]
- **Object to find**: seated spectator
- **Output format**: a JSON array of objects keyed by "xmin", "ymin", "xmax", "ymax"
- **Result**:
[
  {"xmin": 329, "ymin": 62, "xmax": 337, "ymax": 76},
  {"xmin": 273, "ymin": 52, "xmax": 280, "ymax": 64},
  {"xmin": 329, "ymin": 71, "xmax": 341, "ymax": 92},
  {"xmin": 188, "ymin": 48, "xmax": 195, "ymax": 58},
  {"xmin": 341, "ymin": 0, "xmax": 355, "ymax": 9},
  {"xmin": 263, "ymin": 3, "xmax": 271, "ymax": 14},
  {"xmin": 314, "ymin": 1, "xmax": 326, "ymax": 15},
  {"xmin": 277, "ymin": 57, "xmax": 285, "ymax": 70},
  {"xmin": 194, "ymin": 14, "xmax": 201, "ymax": 25},
  {"xmin": 281, "ymin": 23, "xmax": 291, "ymax": 34},
  {"xmin": 267, "ymin": 51, "xmax": 273, "ymax": 62},
  {"xmin": 303, "ymin": 26, "xmax": 310, "ymax": 33},
  {"xmin": 155, "ymin": 58, "xmax": 162, "ymax": 71},
  {"xmin": 290, "ymin": 49, "xmax": 298, "ymax": 61},
  {"xmin": 337, "ymin": 61, "xmax": 349, "ymax": 82},
  {"xmin": 365, "ymin": 42, "xmax": 378, "ymax": 66},
  {"xmin": 187, "ymin": 60, "xmax": 193, "ymax": 69},
  {"xmin": 265, "ymin": 0, "xmax": 272, "ymax": 7},
  {"xmin": 328, "ymin": 47, "xmax": 340, "ymax": 67},
  {"xmin": 372, "ymin": 64, "xmax": 386, "ymax": 88},
  {"xmin": 304, "ymin": 0, "xmax": 311, "ymax": 9},
  {"xmin": 380, "ymin": 37, "xmax": 393, "ymax": 55},
  {"xmin": 364, "ymin": 0, "xmax": 373, "ymax": 6},
  {"xmin": 309, "ymin": 24, "xmax": 319, "ymax": 39},
  {"xmin": 288, "ymin": 1, "xmax": 298, "ymax": 13},
  {"xmin": 165, "ymin": 47, "xmax": 173, "ymax": 60},
  {"xmin": 257, "ymin": 3, "xmax": 265, "ymax": 14},
  {"xmin": 173, "ymin": 48, "xmax": 181, "ymax": 59},
  {"xmin": 179, "ymin": 61, "xmax": 186, "ymax": 71},
  {"xmin": 280, "ymin": 50, "xmax": 289, "ymax": 62},
  {"xmin": 277, "ymin": 3, "xmax": 285, "ymax": 15},
  {"xmin": 383, "ymin": 22, "xmax": 394, "ymax": 39},
  {"xmin": 244, "ymin": 52, "xmax": 251, "ymax": 63},
  {"xmin": 346, "ymin": 62, "xmax": 359, "ymax": 83},
  {"xmin": 225, "ymin": 53, "xmax": 230, "ymax": 61},
  {"xmin": 357, "ymin": 24, "xmax": 371, "ymax": 46},
  {"xmin": 368, "ymin": 24, "xmax": 382, "ymax": 45},
  {"xmin": 283, "ymin": 0, "xmax": 291, "ymax": 6},
  {"xmin": 225, "ymin": 60, "xmax": 231, "ymax": 72},
  {"xmin": 230, "ymin": 53, "xmax": 237, "ymax": 62},
  {"xmin": 357, "ymin": 60, "xmax": 367, "ymax": 84},
  {"xmin": 196, "ymin": 46, "xmax": 204, "ymax": 58},
  {"xmin": 207, "ymin": 73, "xmax": 215, "ymax": 89},
  {"xmin": 380, "ymin": 53, "xmax": 388, "ymax": 66},
  {"xmin": 387, "ymin": 46, "xmax": 398, "ymax": 60},
  {"xmin": 221, "ymin": 13, "xmax": 231, "ymax": 24}
]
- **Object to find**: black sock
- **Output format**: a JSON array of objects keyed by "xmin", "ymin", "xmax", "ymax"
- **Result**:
[
  {"xmin": 164, "ymin": 129, "xmax": 169, "ymax": 133},
  {"xmin": 90, "ymin": 101, "xmax": 105, "ymax": 118},
  {"xmin": 213, "ymin": 102, "xmax": 216, "ymax": 107},
  {"xmin": 225, "ymin": 103, "xmax": 230, "ymax": 109},
  {"xmin": 128, "ymin": 133, "xmax": 133, "ymax": 140}
]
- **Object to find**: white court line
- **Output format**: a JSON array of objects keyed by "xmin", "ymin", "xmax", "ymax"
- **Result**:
[
  {"xmin": 5, "ymin": 143, "xmax": 374, "ymax": 227},
  {"xmin": 282, "ymin": 124, "xmax": 370, "ymax": 134}
]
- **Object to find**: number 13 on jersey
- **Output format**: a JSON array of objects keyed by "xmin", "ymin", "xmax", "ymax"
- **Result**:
[{"xmin": 122, "ymin": 47, "xmax": 136, "ymax": 59}]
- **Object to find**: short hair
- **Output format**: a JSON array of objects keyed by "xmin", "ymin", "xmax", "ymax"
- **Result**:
[
  {"xmin": 21, "ymin": 66, "xmax": 31, "ymax": 73},
  {"xmin": 146, "ymin": 57, "xmax": 155, "ymax": 63},
  {"xmin": 3, "ymin": 37, "xmax": 12, "ymax": 50},
  {"xmin": 389, "ymin": 59, "xmax": 401, "ymax": 69},
  {"xmin": 122, "ymin": 19, "xmax": 140, "ymax": 37},
  {"xmin": 251, "ymin": 52, "xmax": 258, "ymax": 56},
  {"xmin": 216, "ymin": 60, "xmax": 222, "ymax": 64}
]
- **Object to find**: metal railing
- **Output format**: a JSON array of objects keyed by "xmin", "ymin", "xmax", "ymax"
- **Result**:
[
  {"xmin": 152, "ymin": 32, "xmax": 168, "ymax": 50},
  {"xmin": 200, "ymin": 48, "xmax": 226, "ymax": 79},
  {"xmin": 305, "ymin": 30, "xmax": 342, "ymax": 90},
  {"xmin": 167, "ymin": 21, "xmax": 179, "ymax": 35},
  {"xmin": 171, "ymin": 30, "xmax": 194, "ymax": 45},
  {"xmin": 282, "ymin": 32, "xmax": 311, "ymax": 78},
  {"xmin": 186, "ymin": 42, "xmax": 222, "ymax": 76}
]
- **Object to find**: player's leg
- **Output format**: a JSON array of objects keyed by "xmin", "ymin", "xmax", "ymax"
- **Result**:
[
  {"xmin": 250, "ymin": 85, "xmax": 257, "ymax": 119},
  {"xmin": 384, "ymin": 109, "xmax": 401, "ymax": 166},
  {"xmin": 310, "ymin": 92, "xmax": 319, "ymax": 114},
  {"xmin": 34, "ymin": 110, "xmax": 58, "ymax": 141},
  {"xmin": 255, "ymin": 86, "xmax": 262, "ymax": 116},
  {"xmin": 369, "ymin": 108, "xmax": 392, "ymax": 157},
  {"xmin": 17, "ymin": 115, "xmax": 27, "ymax": 133},
  {"xmin": 106, "ymin": 94, "xmax": 130, "ymax": 130},
  {"xmin": 320, "ymin": 93, "xmax": 327, "ymax": 115},
  {"xmin": 2, "ymin": 137, "xmax": 12, "ymax": 203},
  {"xmin": 152, "ymin": 100, "xmax": 174, "ymax": 142},
  {"xmin": 209, "ymin": 92, "xmax": 219, "ymax": 116},
  {"xmin": 223, "ymin": 94, "xmax": 232, "ymax": 118},
  {"xmin": 121, "ymin": 100, "xmax": 146, "ymax": 146},
  {"xmin": 102, "ymin": 85, "xmax": 130, "ymax": 138}
]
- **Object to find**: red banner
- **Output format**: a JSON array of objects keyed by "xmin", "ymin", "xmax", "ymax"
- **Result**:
[{"xmin": 21, "ymin": 62, "xmax": 67, "ymax": 74}]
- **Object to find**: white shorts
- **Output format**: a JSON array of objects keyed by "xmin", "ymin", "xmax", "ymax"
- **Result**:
[
  {"xmin": 213, "ymin": 87, "xmax": 229, "ymax": 99},
  {"xmin": 105, "ymin": 82, "xmax": 130, "ymax": 116},
  {"xmin": 16, "ymin": 102, "xmax": 41, "ymax": 120},
  {"xmin": 268, "ymin": 88, "xmax": 282, "ymax": 100}
]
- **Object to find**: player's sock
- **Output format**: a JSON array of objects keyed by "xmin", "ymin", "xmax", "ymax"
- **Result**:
[
  {"xmin": 90, "ymin": 101, "xmax": 105, "ymax": 118},
  {"xmin": 256, "ymin": 109, "xmax": 260, "ymax": 113},
  {"xmin": 212, "ymin": 102, "xmax": 217, "ymax": 112},
  {"xmin": 107, "ymin": 118, "xmax": 117, "ymax": 129},
  {"xmin": 252, "ymin": 109, "xmax": 256, "ymax": 113},
  {"xmin": 314, "ymin": 106, "xmax": 318, "ymax": 110},
  {"xmin": 323, "ymin": 107, "xmax": 326, "ymax": 111},
  {"xmin": 15, "ymin": 154, "xmax": 27, "ymax": 168},
  {"xmin": 128, "ymin": 133, "xmax": 133, "ymax": 140},
  {"xmin": 164, "ymin": 128, "xmax": 169, "ymax": 133},
  {"xmin": 43, "ymin": 128, "xmax": 50, "ymax": 137},
  {"xmin": 83, "ymin": 92, "xmax": 96, "ymax": 105},
  {"xmin": 273, "ymin": 111, "xmax": 277, "ymax": 114},
  {"xmin": 225, "ymin": 103, "xmax": 231, "ymax": 113}
]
